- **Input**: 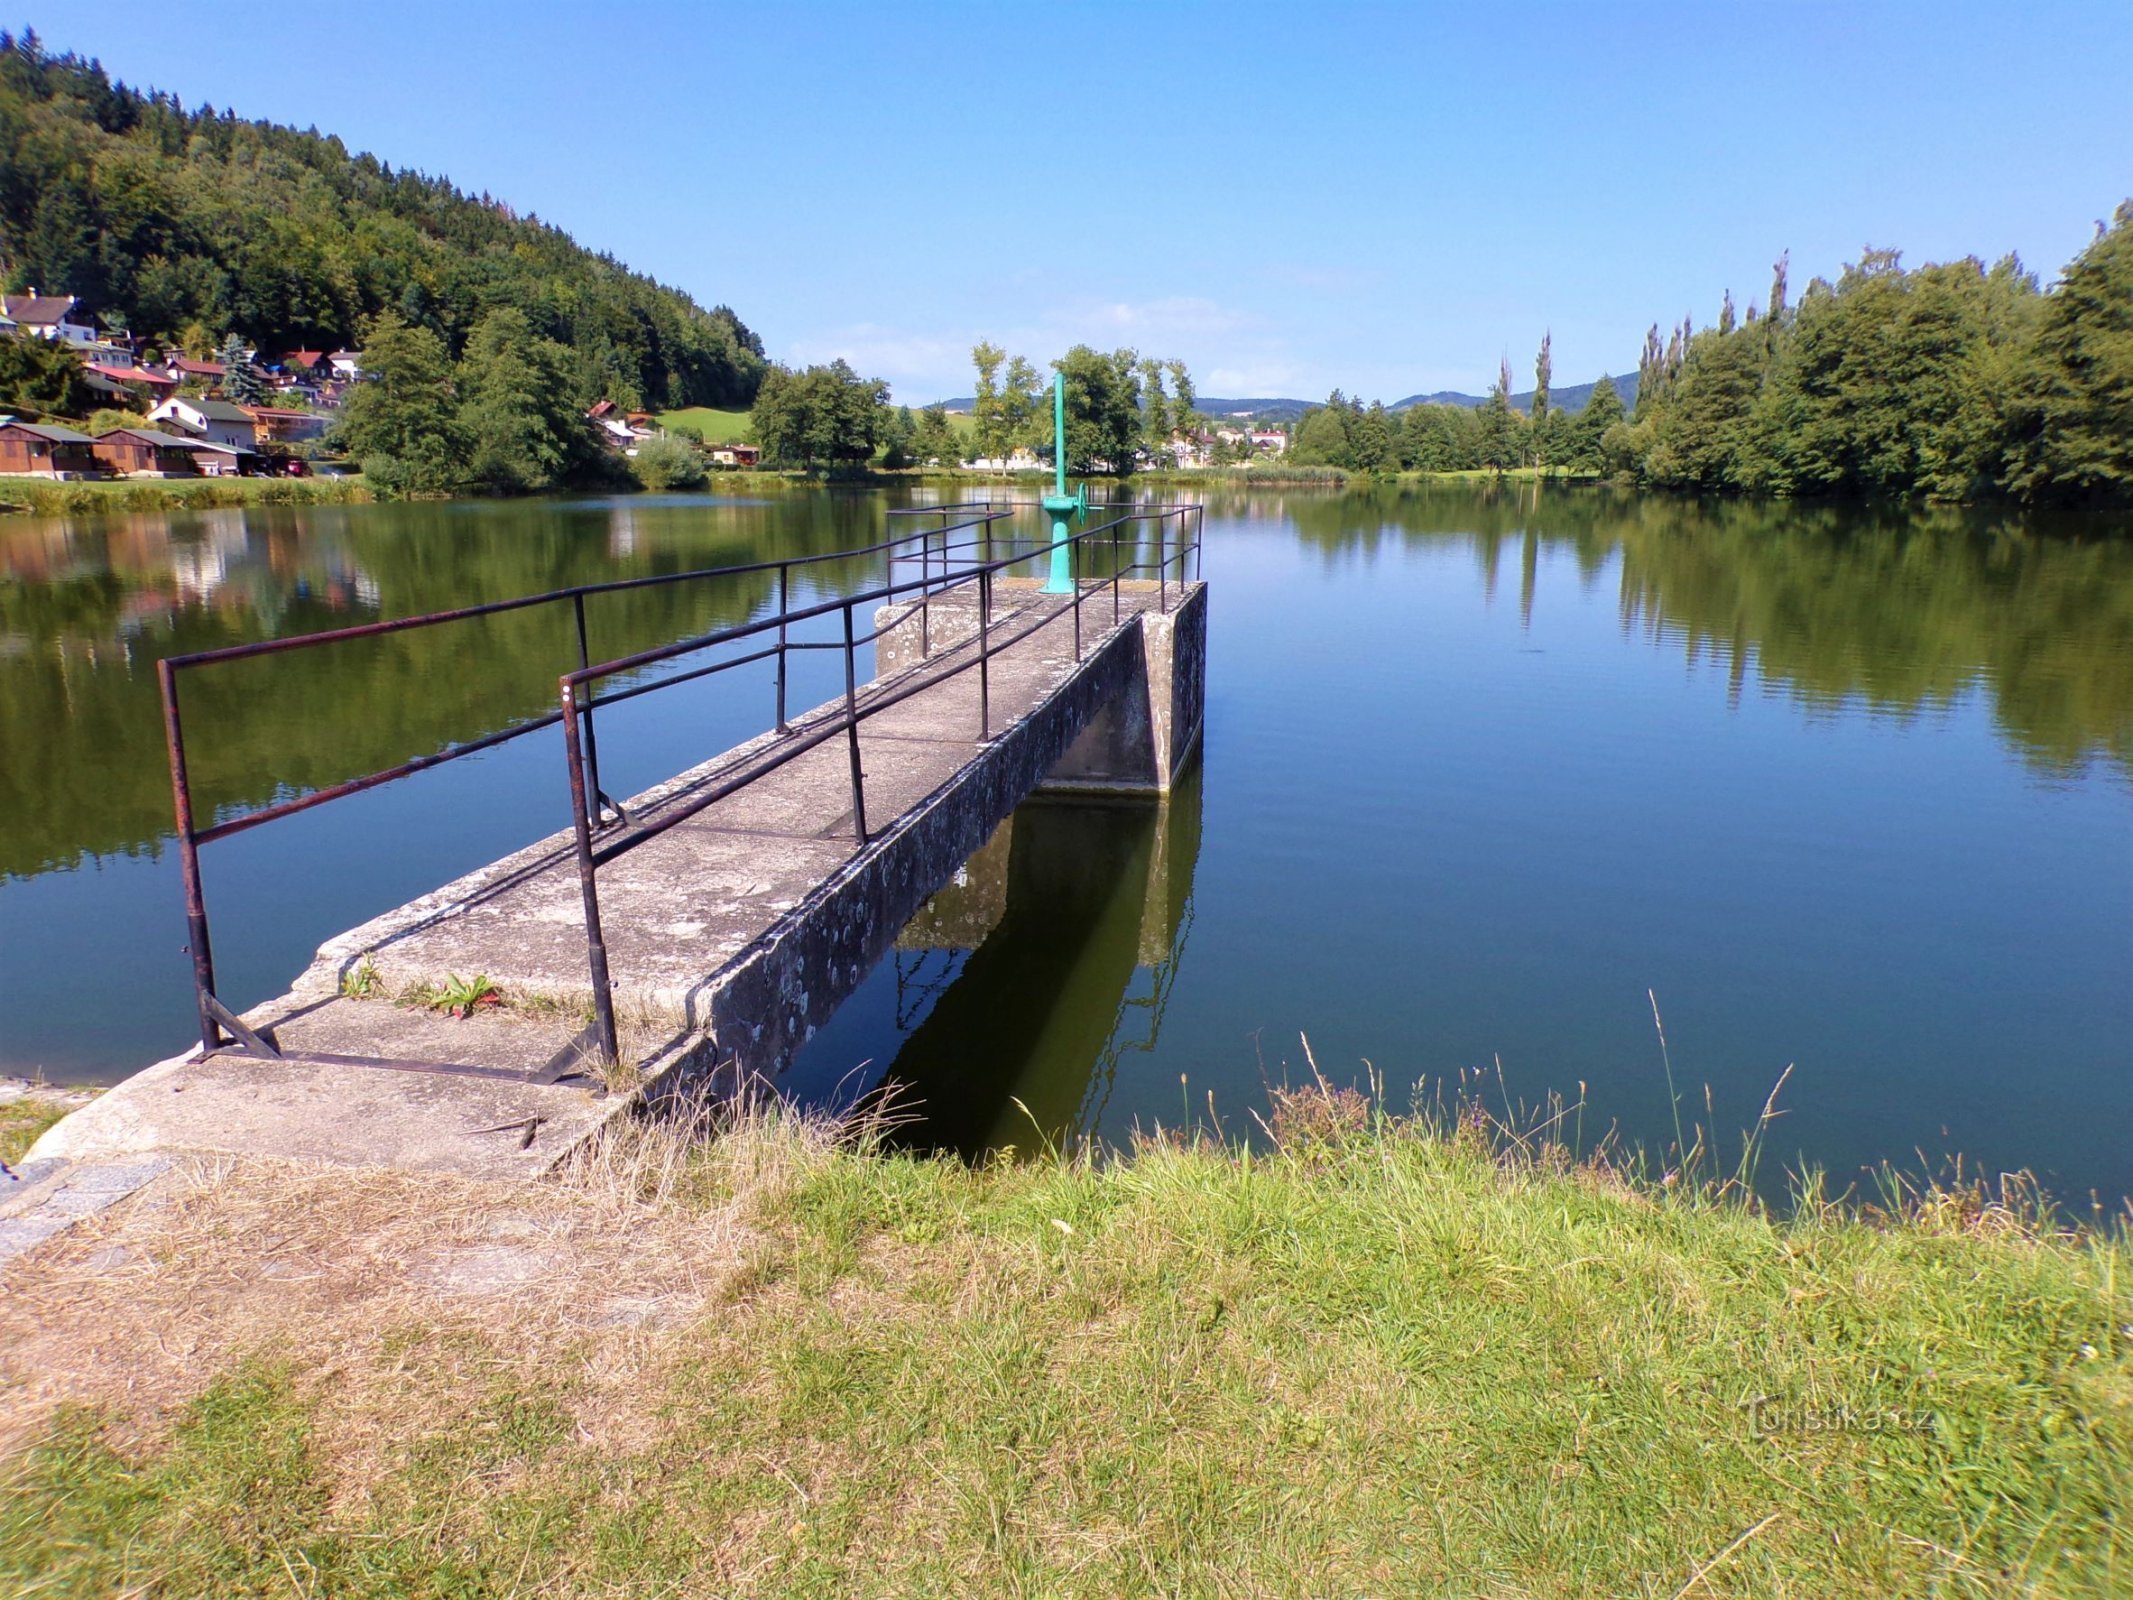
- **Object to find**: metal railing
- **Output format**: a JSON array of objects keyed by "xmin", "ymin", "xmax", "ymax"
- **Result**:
[
  {"xmin": 154, "ymin": 499, "xmax": 1202, "ymax": 1080},
  {"xmin": 559, "ymin": 502, "xmax": 1204, "ymax": 1063}
]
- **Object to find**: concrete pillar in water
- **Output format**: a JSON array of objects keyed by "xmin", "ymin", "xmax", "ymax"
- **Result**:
[{"xmin": 1037, "ymin": 584, "xmax": 1206, "ymax": 796}]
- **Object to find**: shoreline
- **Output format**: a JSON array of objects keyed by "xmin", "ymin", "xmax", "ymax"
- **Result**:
[{"xmin": 0, "ymin": 475, "xmax": 374, "ymax": 515}]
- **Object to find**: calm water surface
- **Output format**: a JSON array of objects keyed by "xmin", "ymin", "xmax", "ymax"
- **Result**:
[{"xmin": 3, "ymin": 486, "xmax": 2128, "ymax": 1202}]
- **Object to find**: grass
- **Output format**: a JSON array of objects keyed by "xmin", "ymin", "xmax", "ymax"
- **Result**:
[
  {"xmin": 0, "ymin": 473, "xmax": 372, "ymax": 515},
  {"xmin": 653, "ymin": 405, "xmax": 754, "ymax": 444},
  {"xmin": 0, "ymin": 1097, "xmax": 67, "ymax": 1164},
  {"xmin": 0, "ymin": 1081, "xmax": 2124, "ymax": 1596}
]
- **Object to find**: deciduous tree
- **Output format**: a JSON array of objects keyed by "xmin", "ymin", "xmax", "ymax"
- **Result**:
[{"xmin": 331, "ymin": 311, "xmax": 465, "ymax": 494}]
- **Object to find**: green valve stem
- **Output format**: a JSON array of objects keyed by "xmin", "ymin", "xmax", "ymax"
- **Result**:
[{"xmin": 1041, "ymin": 370, "xmax": 1086, "ymax": 594}]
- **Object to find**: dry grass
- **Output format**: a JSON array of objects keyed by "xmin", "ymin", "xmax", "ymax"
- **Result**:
[
  {"xmin": 1, "ymin": 1087, "xmax": 2126, "ymax": 1597},
  {"xmin": 0, "ymin": 1099, "xmax": 815, "ymax": 1470}
]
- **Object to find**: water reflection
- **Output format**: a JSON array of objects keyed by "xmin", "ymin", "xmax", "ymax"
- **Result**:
[
  {"xmin": 1, "ymin": 487, "xmax": 2126, "ymax": 1209},
  {"xmin": 1266, "ymin": 483, "xmax": 2133, "ymax": 781},
  {"xmin": 787, "ymin": 764, "xmax": 1203, "ymax": 1156},
  {"xmin": 0, "ymin": 493, "xmax": 909, "ymax": 881}
]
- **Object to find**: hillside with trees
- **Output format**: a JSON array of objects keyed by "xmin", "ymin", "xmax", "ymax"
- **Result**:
[{"xmin": 0, "ymin": 31, "xmax": 765, "ymax": 412}]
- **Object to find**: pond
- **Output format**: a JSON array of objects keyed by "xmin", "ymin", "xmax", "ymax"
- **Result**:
[{"xmin": 2, "ymin": 485, "xmax": 2127, "ymax": 1204}]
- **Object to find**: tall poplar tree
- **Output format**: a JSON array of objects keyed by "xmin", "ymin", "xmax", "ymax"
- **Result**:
[
  {"xmin": 970, "ymin": 342, "xmax": 1006, "ymax": 469},
  {"xmin": 1478, "ymin": 358, "xmax": 1519, "ymax": 474},
  {"xmin": 1532, "ymin": 332, "xmax": 1552, "ymax": 469}
]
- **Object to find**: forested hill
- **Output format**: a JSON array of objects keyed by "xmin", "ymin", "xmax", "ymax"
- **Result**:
[
  {"xmin": 0, "ymin": 32, "xmax": 765, "ymax": 409},
  {"xmin": 1391, "ymin": 375, "xmax": 1640, "ymax": 416}
]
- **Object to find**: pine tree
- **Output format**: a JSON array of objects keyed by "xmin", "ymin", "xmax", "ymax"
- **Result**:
[{"xmin": 214, "ymin": 333, "xmax": 265, "ymax": 404}]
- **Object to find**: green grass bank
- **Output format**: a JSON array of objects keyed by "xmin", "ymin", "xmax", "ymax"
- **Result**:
[
  {"xmin": 0, "ymin": 1095, "xmax": 67, "ymax": 1164},
  {"xmin": 2, "ymin": 1090, "xmax": 2125, "ymax": 1597},
  {"xmin": 0, "ymin": 475, "xmax": 374, "ymax": 516}
]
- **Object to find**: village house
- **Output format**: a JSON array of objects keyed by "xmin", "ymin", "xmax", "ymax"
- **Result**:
[
  {"xmin": 1, "ymin": 292, "xmax": 98, "ymax": 345},
  {"xmin": 163, "ymin": 437, "xmax": 253, "ymax": 476},
  {"xmin": 241, "ymin": 404, "xmax": 328, "ymax": 444},
  {"xmin": 1250, "ymin": 427, "xmax": 1289, "ymax": 454},
  {"xmin": 1162, "ymin": 431, "xmax": 1213, "ymax": 469},
  {"xmin": 147, "ymin": 396, "xmax": 261, "ymax": 449},
  {"xmin": 271, "ymin": 351, "xmax": 336, "ymax": 406},
  {"xmin": 161, "ymin": 355, "xmax": 227, "ymax": 386},
  {"xmin": 967, "ymin": 447, "xmax": 1045, "ymax": 472},
  {"xmin": 328, "ymin": 349, "xmax": 363, "ymax": 381},
  {"xmin": 0, "ymin": 419, "xmax": 108, "ymax": 477},
  {"xmin": 85, "ymin": 360, "xmax": 179, "ymax": 407},
  {"xmin": 587, "ymin": 400, "xmax": 652, "ymax": 451},
  {"xmin": 90, "ymin": 427, "xmax": 202, "ymax": 478},
  {"xmin": 709, "ymin": 443, "xmax": 761, "ymax": 468}
]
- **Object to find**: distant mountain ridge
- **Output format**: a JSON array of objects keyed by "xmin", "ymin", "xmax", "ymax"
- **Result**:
[
  {"xmin": 925, "ymin": 374, "xmax": 1637, "ymax": 421},
  {"xmin": 1388, "ymin": 374, "xmax": 1639, "ymax": 416}
]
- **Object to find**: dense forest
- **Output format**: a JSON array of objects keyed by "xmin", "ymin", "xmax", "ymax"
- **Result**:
[{"xmin": 0, "ymin": 32, "xmax": 765, "ymax": 411}]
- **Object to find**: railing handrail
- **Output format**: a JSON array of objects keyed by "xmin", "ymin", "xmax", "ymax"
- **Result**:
[
  {"xmin": 564, "ymin": 507, "xmax": 1179, "ymax": 693},
  {"xmin": 556, "ymin": 502, "xmax": 1205, "ymax": 1067},
  {"xmin": 161, "ymin": 508, "xmax": 1010, "ymax": 672},
  {"xmin": 156, "ymin": 493, "xmax": 1204, "ymax": 1070}
]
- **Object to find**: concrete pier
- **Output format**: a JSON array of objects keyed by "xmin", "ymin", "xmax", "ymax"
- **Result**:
[{"xmin": 31, "ymin": 578, "xmax": 1205, "ymax": 1179}]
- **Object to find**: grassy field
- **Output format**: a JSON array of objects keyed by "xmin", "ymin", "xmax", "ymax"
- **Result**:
[
  {"xmin": 1, "ymin": 1082, "xmax": 2124, "ymax": 1597},
  {"xmin": 652, "ymin": 406, "xmax": 754, "ymax": 444},
  {"xmin": 0, "ymin": 475, "xmax": 372, "ymax": 515}
]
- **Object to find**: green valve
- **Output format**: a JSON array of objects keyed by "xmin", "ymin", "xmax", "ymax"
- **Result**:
[{"xmin": 1039, "ymin": 369, "xmax": 1086, "ymax": 593}]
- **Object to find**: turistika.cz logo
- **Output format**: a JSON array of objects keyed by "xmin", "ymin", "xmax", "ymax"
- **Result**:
[{"xmin": 1744, "ymin": 1397, "xmax": 1934, "ymax": 1436}]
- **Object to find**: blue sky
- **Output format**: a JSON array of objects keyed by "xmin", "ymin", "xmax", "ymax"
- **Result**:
[{"xmin": 46, "ymin": 1, "xmax": 2133, "ymax": 405}]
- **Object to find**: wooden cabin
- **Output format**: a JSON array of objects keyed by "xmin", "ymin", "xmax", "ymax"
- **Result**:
[
  {"xmin": 92, "ymin": 427, "xmax": 203, "ymax": 478},
  {"xmin": 0, "ymin": 420, "xmax": 106, "ymax": 478}
]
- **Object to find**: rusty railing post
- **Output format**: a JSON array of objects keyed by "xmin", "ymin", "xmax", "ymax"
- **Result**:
[
  {"xmin": 1158, "ymin": 513, "xmax": 1169, "ymax": 612},
  {"xmin": 561, "ymin": 678, "xmax": 620, "ymax": 1067},
  {"xmin": 1072, "ymin": 528, "xmax": 1082, "ymax": 660},
  {"xmin": 843, "ymin": 602, "xmax": 867, "ymax": 842},
  {"xmin": 978, "ymin": 565, "xmax": 992, "ymax": 742},
  {"xmin": 774, "ymin": 562, "xmax": 791, "ymax": 733},
  {"xmin": 158, "ymin": 659, "xmax": 221, "ymax": 1055},
  {"xmin": 1112, "ymin": 520, "xmax": 1121, "ymax": 627},
  {"xmin": 571, "ymin": 591, "xmax": 605, "ymax": 827}
]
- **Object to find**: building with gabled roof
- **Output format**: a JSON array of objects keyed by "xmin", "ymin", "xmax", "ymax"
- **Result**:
[
  {"xmin": 1, "ymin": 292, "xmax": 97, "ymax": 344},
  {"xmin": 92, "ymin": 426, "xmax": 203, "ymax": 477},
  {"xmin": 148, "ymin": 396, "xmax": 261, "ymax": 449},
  {"xmin": 0, "ymin": 418, "xmax": 109, "ymax": 477}
]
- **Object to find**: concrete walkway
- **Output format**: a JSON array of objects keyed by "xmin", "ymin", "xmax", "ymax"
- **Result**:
[{"xmin": 25, "ymin": 578, "xmax": 1204, "ymax": 1192}]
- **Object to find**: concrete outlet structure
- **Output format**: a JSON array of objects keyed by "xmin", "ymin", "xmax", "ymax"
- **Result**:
[{"xmin": 31, "ymin": 578, "xmax": 1206, "ymax": 1179}]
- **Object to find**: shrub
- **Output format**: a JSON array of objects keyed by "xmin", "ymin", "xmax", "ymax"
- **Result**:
[{"xmin": 631, "ymin": 434, "xmax": 708, "ymax": 491}]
